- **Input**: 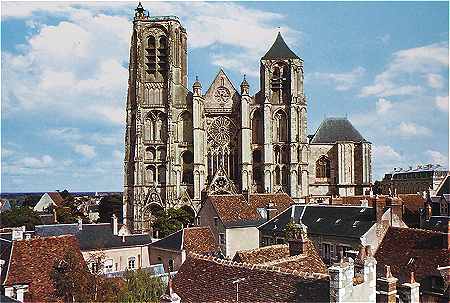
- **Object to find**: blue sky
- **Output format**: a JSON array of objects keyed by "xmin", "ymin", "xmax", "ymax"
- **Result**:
[{"xmin": 1, "ymin": 1, "xmax": 449, "ymax": 192}]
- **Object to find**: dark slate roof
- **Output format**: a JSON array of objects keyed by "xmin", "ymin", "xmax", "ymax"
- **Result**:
[
  {"xmin": 1, "ymin": 294, "xmax": 20, "ymax": 303},
  {"xmin": 262, "ymin": 32, "xmax": 300, "ymax": 60},
  {"xmin": 34, "ymin": 223, "xmax": 152, "ymax": 250},
  {"xmin": 310, "ymin": 118, "xmax": 365, "ymax": 144},
  {"xmin": 421, "ymin": 216, "xmax": 449, "ymax": 233},
  {"xmin": 150, "ymin": 229, "xmax": 183, "ymax": 251},
  {"xmin": 260, "ymin": 204, "xmax": 376, "ymax": 239}
]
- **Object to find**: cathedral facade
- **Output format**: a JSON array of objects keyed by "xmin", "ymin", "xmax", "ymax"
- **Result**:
[{"xmin": 123, "ymin": 5, "xmax": 372, "ymax": 232}]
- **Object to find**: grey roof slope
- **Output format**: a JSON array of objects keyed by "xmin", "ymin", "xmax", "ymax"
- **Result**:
[
  {"xmin": 262, "ymin": 32, "xmax": 300, "ymax": 60},
  {"xmin": 310, "ymin": 117, "xmax": 365, "ymax": 144},
  {"xmin": 35, "ymin": 223, "xmax": 152, "ymax": 250},
  {"xmin": 150, "ymin": 229, "xmax": 183, "ymax": 251},
  {"xmin": 436, "ymin": 175, "xmax": 449, "ymax": 196},
  {"xmin": 260, "ymin": 205, "xmax": 376, "ymax": 239}
]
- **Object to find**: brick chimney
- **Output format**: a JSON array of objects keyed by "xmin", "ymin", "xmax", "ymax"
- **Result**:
[
  {"xmin": 160, "ymin": 275, "xmax": 181, "ymax": 303},
  {"xmin": 77, "ymin": 217, "xmax": 83, "ymax": 231},
  {"xmin": 329, "ymin": 258, "xmax": 355, "ymax": 303},
  {"xmin": 288, "ymin": 221, "xmax": 308, "ymax": 256},
  {"xmin": 377, "ymin": 265, "xmax": 398, "ymax": 303},
  {"xmin": 375, "ymin": 197, "xmax": 386, "ymax": 223}
]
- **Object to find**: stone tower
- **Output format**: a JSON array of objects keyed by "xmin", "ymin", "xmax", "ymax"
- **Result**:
[
  {"xmin": 257, "ymin": 33, "xmax": 308, "ymax": 200},
  {"xmin": 123, "ymin": 4, "xmax": 193, "ymax": 232}
]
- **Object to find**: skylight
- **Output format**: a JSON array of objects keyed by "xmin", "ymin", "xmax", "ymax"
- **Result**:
[
  {"xmin": 359, "ymin": 208, "xmax": 365, "ymax": 213},
  {"xmin": 335, "ymin": 219, "xmax": 341, "ymax": 224},
  {"xmin": 352, "ymin": 221, "xmax": 360, "ymax": 227},
  {"xmin": 316, "ymin": 218, "xmax": 322, "ymax": 223}
]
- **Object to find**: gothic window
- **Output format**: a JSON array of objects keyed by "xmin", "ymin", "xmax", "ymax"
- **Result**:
[
  {"xmin": 145, "ymin": 147, "xmax": 155, "ymax": 161},
  {"xmin": 158, "ymin": 165, "xmax": 166, "ymax": 184},
  {"xmin": 179, "ymin": 111, "xmax": 192, "ymax": 143},
  {"xmin": 174, "ymin": 30, "xmax": 179, "ymax": 66},
  {"xmin": 282, "ymin": 166, "xmax": 289, "ymax": 185},
  {"xmin": 144, "ymin": 119, "xmax": 153, "ymax": 141},
  {"xmin": 182, "ymin": 151, "xmax": 194, "ymax": 184},
  {"xmin": 157, "ymin": 147, "xmax": 166, "ymax": 161},
  {"xmin": 145, "ymin": 36, "xmax": 156, "ymax": 75},
  {"xmin": 158, "ymin": 36, "xmax": 168, "ymax": 79},
  {"xmin": 275, "ymin": 166, "xmax": 281, "ymax": 185},
  {"xmin": 316, "ymin": 156, "xmax": 331, "ymax": 179},
  {"xmin": 252, "ymin": 150, "xmax": 262, "ymax": 163},
  {"xmin": 146, "ymin": 165, "xmax": 156, "ymax": 184},
  {"xmin": 253, "ymin": 167, "xmax": 263, "ymax": 183},
  {"xmin": 252, "ymin": 109, "xmax": 263, "ymax": 144},
  {"xmin": 274, "ymin": 110, "xmax": 288, "ymax": 143},
  {"xmin": 281, "ymin": 145, "xmax": 289, "ymax": 164}
]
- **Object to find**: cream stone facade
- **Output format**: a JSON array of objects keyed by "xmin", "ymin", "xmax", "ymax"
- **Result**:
[{"xmin": 123, "ymin": 5, "xmax": 372, "ymax": 232}]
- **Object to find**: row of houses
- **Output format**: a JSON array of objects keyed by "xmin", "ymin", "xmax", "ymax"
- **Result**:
[{"xmin": 1, "ymin": 176, "xmax": 449, "ymax": 302}]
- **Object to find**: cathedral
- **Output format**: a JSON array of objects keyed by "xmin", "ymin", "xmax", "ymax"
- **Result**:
[{"xmin": 123, "ymin": 4, "xmax": 372, "ymax": 232}]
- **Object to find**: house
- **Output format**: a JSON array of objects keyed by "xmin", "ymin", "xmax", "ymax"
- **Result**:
[
  {"xmin": 2, "ymin": 235, "xmax": 86, "ymax": 302},
  {"xmin": 148, "ymin": 226, "xmax": 219, "ymax": 272},
  {"xmin": 259, "ymin": 203, "xmax": 406, "ymax": 265},
  {"xmin": 173, "ymin": 229, "xmax": 382, "ymax": 302},
  {"xmin": 197, "ymin": 193, "xmax": 293, "ymax": 258},
  {"xmin": 0, "ymin": 200, "xmax": 11, "ymax": 213},
  {"xmin": 34, "ymin": 215, "xmax": 152, "ymax": 276},
  {"xmin": 374, "ymin": 227, "xmax": 449, "ymax": 302},
  {"xmin": 33, "ymin": 192, "xmax": 64, "ymax": 212}
]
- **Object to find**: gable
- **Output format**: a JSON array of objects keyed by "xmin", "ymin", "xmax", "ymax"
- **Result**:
[{"xmin": 203, "ymin": 69, "xmax": 239, "ymax": 112}]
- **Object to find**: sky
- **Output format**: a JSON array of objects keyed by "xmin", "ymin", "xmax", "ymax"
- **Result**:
[{"xmin": 1, "ymin": 1, "xmax": 449, "ymax": 192}]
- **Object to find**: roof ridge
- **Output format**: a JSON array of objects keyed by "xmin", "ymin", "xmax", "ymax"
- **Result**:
[
  {"xmin": 237, "ymin": 244, "xmax": 288, "ymax": 255},
  {"xmin": 188, "ymin": 252, "xmax": 328, "ymax": 279},
  {"xmin": 262, "ymin": 253, "xmax": 308, "ymax": 266},
  {"xmin": 390, "ymin": 226, "xmax": 446, "ymax": 235}
]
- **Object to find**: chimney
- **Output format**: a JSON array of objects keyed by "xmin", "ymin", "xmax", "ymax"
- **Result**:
[
  {"xmin": 266, "ymin": 201, "xmax": 276, "ymax": 222},
  {"xmin": 77, "ymin": 217, "xmax": 83, "ymax": 231},
  {"xmin": 12, "ymin": 226, "xmax": 25, "ymax": 241},
  {"xmin": 160, "ymin": 274, "xmax": 181, "ymax": 303},
  {"xmin": 288, "ymin": 222, "xmax": 308, "ymax": 256},
  {"xmin": 375, "ymin": 197, "xmax": 386, "ymax": 223},
  {"xmin": 329, "ymin": 258, "xmax": 355, "ymax": 303},
  {"xmin": 16, "ymin": 285, "xmax": 28, "ymax": 303},
  {"xmin": 398, "ymin": 272, "xmax": 420, "ymax": 303},
  {"xmin": 376, "ymin": 265, "xmax": 398, "ymax": 303},
  {"xmin": 112, "ymin": 214, "xmax": 118, "ymax": 235}
]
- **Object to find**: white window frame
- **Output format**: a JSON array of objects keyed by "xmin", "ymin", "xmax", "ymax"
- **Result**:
[
  {"xmin": 128, "ymin": 257, "xmax": 136, "ymax": 270},
  {"xmin": 104, "ymin": 259, "xmax": 113, "ymax": 273}
]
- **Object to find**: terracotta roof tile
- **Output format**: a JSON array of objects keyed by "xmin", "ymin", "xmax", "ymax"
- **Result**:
[
  {"xmin": 47, "ymin": 192, "xmax": 65, "ymax": 206},
  {"xmin": 398, "ymin": 194, "xmax": 426, "ymax": 214},
  {"xmin": 374, "ymin": 227, "xmax": 448, "ymax": 284},
  {"xmin": 4, "ymin": 235, "xmax": 86, "ymax": 302},
  {"xmin": 173, "ymin": 253, "xmax": 329, "ymax": 302},
  {"xmin": 208, "ymin": 193, "xmax": 293, "ymax": 227},
  {"xmin": 233, "ymin": 241, "xmax": 328, "ymax": 275},
  {"xmin": 183, "ymin": 227, "xmax": 219, "ymax": 254}
]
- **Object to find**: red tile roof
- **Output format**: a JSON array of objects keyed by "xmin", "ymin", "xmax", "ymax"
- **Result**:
[
  {"xmin": 4, "ymin": 235, "xmax": 86, "ymax": 302},
  {"xmin": 398, "ymin": 194, "xmax": 426, "ymax": 214},
  {"xmin": 374, "ymin": 227, "xmax": 449, "ymax": 284},
  {"xmin": 183, "ymin": 227, "xmax": 219, "ymax": 254},
  {"xmin": 173, "ymin": 253, "xmax": 329, "ymax": 302},
  {"xmin": 47, "ymin": 192, "xmax": 65, "ymax": 206},
  {"xmin": 233, "ymin": 241, "xmax": 328, "ymax": 275},
  {"xmin": 208, "ymin": 193, "xmax": 293, "ymax": 227}
]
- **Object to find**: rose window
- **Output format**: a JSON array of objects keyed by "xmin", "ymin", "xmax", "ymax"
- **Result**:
[{"xmin": 207, "ymin": 116, "xmax": 237, "ymax": 146}]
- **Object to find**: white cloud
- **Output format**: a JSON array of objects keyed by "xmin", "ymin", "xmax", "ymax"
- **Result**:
[
  {"xmin": 20, "ymin": 155, "xmax": 54, "ymax": 169},
  {"xmin": 2, "ymin": 147, "xmax": 14, "ymax": 158},
  {"xmin": 74, "ymin": 144, "xmax": 96, "ymax": 159},
  {"xmin": 435, "ymin": 95, "xmax": 449, "ymax": 112},
  {"xmin": 360, "ymin": 42, "xmax": 448, "ymax": 97},
  {"xmin": 375, "ymin": 98, "xmax": 393, "ymax": 114},
  {"xmin": 397, "ymin": 122, "xmax": 431, "ymax": 137},
  {"xmin": 425, "ymin": 73, "xmax": 444, "ymax": 89},
  {"xmin": 373, "ymin": 145, "xmax": 402, "ymax": 162},
  {"xmin": 311, "ymin": 67, "xmax": 365, "ymax": 91},
  {"xmin": 425, "ymin": 150, "xmax": 448, "ymax": 166}
]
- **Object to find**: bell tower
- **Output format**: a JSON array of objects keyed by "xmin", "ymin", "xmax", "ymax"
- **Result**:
[
  {"xmin": 260, "ymin": 33, "xmax": 307, "ymax": 201},
  {"xmin": 123, "ymin": 3, "xmax": 191, "ymax": 232}
]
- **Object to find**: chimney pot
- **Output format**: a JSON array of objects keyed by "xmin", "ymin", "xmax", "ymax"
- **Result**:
[
  {"xmin": 77, "ymin": 218, "xmax": 83, "ymax": 231},
  {"xmin": 112, "ymin": 214, "xmax": 118, "ymax": 235}
]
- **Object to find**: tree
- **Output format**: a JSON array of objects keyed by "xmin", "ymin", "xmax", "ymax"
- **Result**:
[
  {"xmin": 118, "ymin": 269, "xmax": 165, "ymax": 302},
  {"xmin": 50, "ymin": 249, "xmax": 92, "ymax": 302},
  {"xmin": 21, "ymin": 195, "xmax": 41, "ymax": 208},
  {"xmin": 98, "ymin": 194, "xmax": 123, "ymax": 223},
  {"xmin": 51, "ymin": 249, "xmax": 122, "ymax": 302},
  {"xmin": 152, "ymin": 207, "xmax": 195, "ymax": 238},
  {"xmin": 0, "ymin": 206, "xmax": 42, "ymax": 229}
]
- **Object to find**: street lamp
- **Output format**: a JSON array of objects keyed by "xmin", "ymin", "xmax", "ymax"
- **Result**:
[{"xmin": 232, "ymin": 278, "xmax": 246, "ymax": 302}]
